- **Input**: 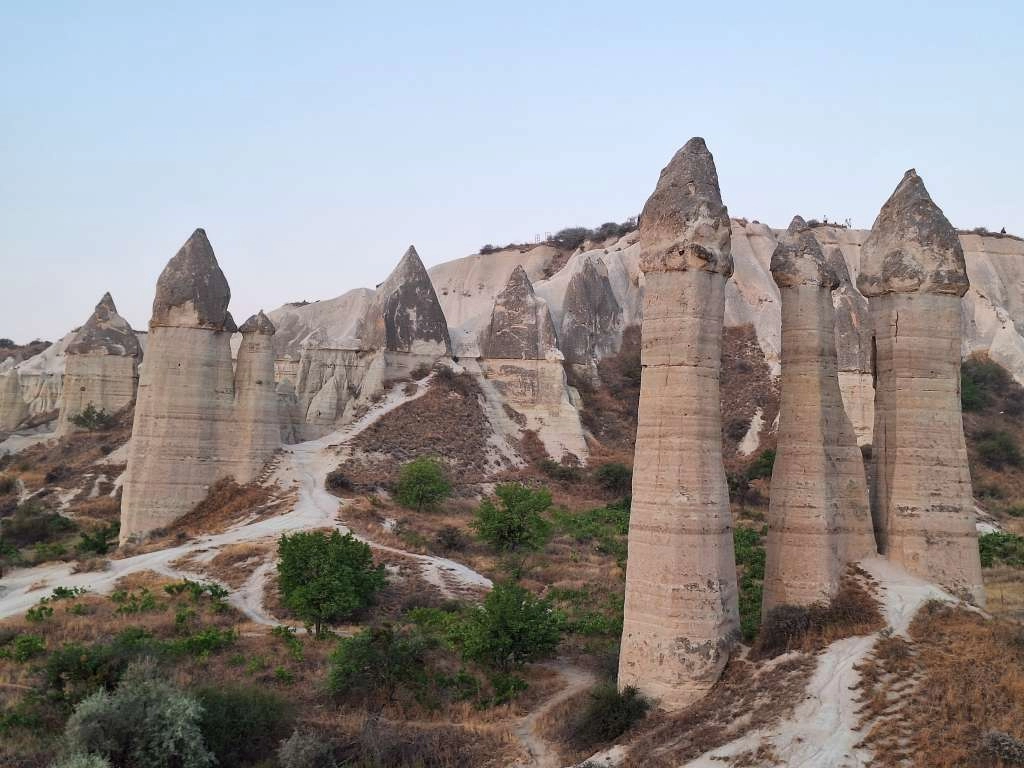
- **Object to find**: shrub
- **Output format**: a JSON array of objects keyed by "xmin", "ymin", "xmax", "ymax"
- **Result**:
[
  {"xmin": 394, "ymin": 457, "xmax": 451, "ymax": 513},
  {"xmin": 745, "ymin": 449, "xmax": 776, "ymax": 481},
  {"xmin": 278, "ymin": 730, "xmax": 338, "ymax": 768},
  {"xmin": 981, "ymin": 732, "xmax": 1024, "ymax": 764},
  {"xmin": 25, "ymin": 602, "xmax": 53, "ymax": 622},
  {"xmin": 63, "ymin": 661, "xmax": 214, "ymax": 768},
  {"xmin": 567, "ymin": 683, "xmax": 650, "ymax": 748},
  {"xmin": 462, "ymin": 582, "xmax": 560, "ymax": 672},
  {"xmin": 979, "ymin": 531, "xmax": 1024, "ymax": 568},
  {"xmin": 473, "ymin": 483, "xmax": 552, "ymax": 555},
  {"xmin": 196, "ymin": 684, "xmax": 294, "ymax": 767},
  {"xmin": 539, "ymin": 458, "xmax": 582, "ymax": 483},
  {"xmin": 734, "ymin": 526, "xmax": 766, "ymax": 641},
  {"xmin": 328, "ymin": 625, "xmax": 430, "ymax": 703},
  {"xmin": 52, "ymin": 755, "xmax": 113, "ymax": 768},
  {"xmin": 45, "ymin": 464, "xmax": 73, "ymax": 484},
  {"xmin": 324, "ymin": 469, "xmax": 352, "ymax": 493},
  {"xmin": 77, "ymin": 523, "xmax": 120, "ymax": 556},
  {"xmin": 169, "ymin": 627, "xmax": 237, "ymax": 658},
  {"xmin": 43, "ymin": 628, "xmax": 156, "ymax": 706},
  {"xmin": 552, "ymin": 502, "xmax": 629, "ymax": 566},
  {"xmin": 277, "ymin": 530, "xmax": 386, "ymax": 636},
  {"xmin": 548, "ymin": 227, "xmax": 591, "ymax": 250},
  {"xmin": 409, "ymin": 363, "xmax": 432, "ymax": 380},
  {"xmin": 0, "ymin": 633, "xmax": 45, "ymax": 662},
  {"xmin": 0, "ymin": 475, "xmax": 15, "ymax": 495},
  {"xmin": 595, "ymin": 462, "xmax": 632, "ymax": 495},
  {"xmin": 1, "ymin": 499, "xmax": 76, "ymax": 547},
  {"xmin": 69, "ymin": 404, "xmax": 116, "ymax": 431},
  {"xmin": 434, "ymin": 525, "xmax": 466, "ymax": 552},
  {"xmin": 976, "ymin": 430, "xmax": 1023, "ymax": 468}
]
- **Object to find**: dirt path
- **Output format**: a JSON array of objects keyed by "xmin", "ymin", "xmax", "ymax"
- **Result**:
[
  {"xmin": 513, "ymin": 662, "xmax": 597, "ymax": 768},
  {"xmin": 0, "ymin": 378, "xmax": 491, "ymax": 622}
]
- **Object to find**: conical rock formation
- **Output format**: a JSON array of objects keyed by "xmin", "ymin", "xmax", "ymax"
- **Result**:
[
  {"xmin": 480, "ymin": 265, "xmax": 559, "ymax": 359},
  {"xmin": 560, "ymin": 256, "xmax": 623, "ymax": 364},
  {"xmin": 858, "ymin": 171, "xmax": 984, "ymax": 603},
  {"xmin": 762, "ymin": 219, "xmax": 876, "ymax": 612},
  {"xmin": 58, "ymin": 293, "xmax": 141, "ymax": 434},
  {"xmin": 361, "ymin": 246, "xmax": 451, "ymax": 354},
  {"xmin": 235, "ymin": 311, "xmax": 282, "ymax": 480},
  {"xmin": 619, "ymin": 138, "xmax": 740, "ymax": 710}
]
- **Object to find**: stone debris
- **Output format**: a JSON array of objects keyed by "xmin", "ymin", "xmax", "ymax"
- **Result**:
[
  {"xmin": 618, "ymin": 138, "xmax": 741, "ymax": 710},
  {"xmin": 762, "ymin": 218, "xmax": 875, "ymax": 612},
  {"xmin": 858, "ymin": 171, "xmax": 984, "ymax": 604}
]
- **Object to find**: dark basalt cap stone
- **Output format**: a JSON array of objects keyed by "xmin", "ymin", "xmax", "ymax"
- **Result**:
[
  {"xmin": 67, "ymin": 292, "xmax": 142, "ymax": 357},
  {"xmin": 857, "ymin": 170, "xmax": 969, "ymax": 298},
  {"xmin": 639, "ymin": 137, "xmax": 733, "ymax": 277},
  {"xmin": 240, "ymin": 310, "xmax": 276, "ymax": 336},
  {"xmin": 151, "ymin": 228, "xmax": 232, "ymax": 329},
  {"xmin": 770, "ymin": 217, "xmax": 839, "ymax": 290}
]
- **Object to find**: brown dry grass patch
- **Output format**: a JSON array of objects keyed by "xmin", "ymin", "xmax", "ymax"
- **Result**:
[{"xmin": 854, "ymin": 601, "xmax": 1024, "ymax": 768}]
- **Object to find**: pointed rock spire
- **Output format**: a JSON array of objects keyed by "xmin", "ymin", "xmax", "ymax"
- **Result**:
[
  {"xmin": 561, "ymin": 256, "xmax": 622, "ymax": 364},
  {"xmin": 240, "ymin": 310, "xmax": 276, "ymax": 336},
  {"xmin": 481, "ymin": 265, "xmax": 559, "ymax": 359},
  {"xmin": 67, "ymin": 292, "xmax": 141, "ymax": 357},
  {"xmin": 770, "ymin": 217, "xmax": 839, "ymax": 290},
  {"xmin": 857, "ymin": 170, "xmax": 969, "ymax": 297},
  {"xmin": 361, "ymin": 245, "xmax": 451, "ymax": 354},
  {"xmin": 151, "ymin": 228, "xmax": 232, "ymax": 329},
  {"xmin": 638, "ymin": 137, "xmax": 733, "ymax": 276}
]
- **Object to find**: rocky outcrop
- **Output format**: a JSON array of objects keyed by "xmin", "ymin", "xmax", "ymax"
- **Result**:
[
  {"xmin": 0, "ymin": 362, "xmax": 27, "ymax": 432},
  {"xmin": 121, "ymin": 229, "xmax": 279, "ymax": 543},
  {"xmin": 479, "ymin": 266, "xmax": 559, "ymax": 359},
  {"xmin": 361, "ymin": 246, "xmax": 451, "ymax": 355},
  {"xmin": 762, "ymin": 219, "xmax": 876, "ymax": 612},
  {"xmin": 619, "ymin": 138, "xmax": 740, "ymax": 710},
  {"xmin": 235, "ymin": 311, "xmax": 281, "ymax": 480},
  {"xmin": 57, "ymin": 293, "xmax": 141, "ymax": 434},
  {"xmin": 858, "ymin": 171, "xmax": 984, "ymax": 603},
  {"xmin": 560, "ymin": 256, "xmax": 623, "ymax": 364}
]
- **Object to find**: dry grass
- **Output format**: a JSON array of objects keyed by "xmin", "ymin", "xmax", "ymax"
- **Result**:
[
  {"xmin": 854, "ymin": 602, "xmax": 1024, "ymax": 768},
  {"xmin": 984, "ymin": 565, "xmax": 1024, "ymax": 622},
  {"xmin": 164, "ymin": 477, "xmax": 286, "ymax": 538}
]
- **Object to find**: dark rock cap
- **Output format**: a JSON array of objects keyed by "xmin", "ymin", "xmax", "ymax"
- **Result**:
[
  {"xmin": 480, "ymin": 265, "xmax": 559, "ymax": 359},
  {"xmin": 67, "ymin": 292, "xmax": 142, "ymax": 357},
  {"xmin": 857, "ymin": 170, "xmax": 969, "ymax": 298},
  {"xmin": 240, "ymin": 310, "xmax": 276, "ymax": 336},
  {"xmin": 151, "ymin": 229, "xmax": 232, "ymax": 329},
  {"xmin": 361, "ymin": 246, "xmax": 452, "ymax": 354},
  {"xmin": 561, "ymin": 256, "xmax": 623, "ymax": 364},
  {"xmin": 770, "ymin": 217, "xmax": 839, "ymax": 290},
  {"xmin": 639, "ymin": 137, "xmax": 733, "ymax": 277}
]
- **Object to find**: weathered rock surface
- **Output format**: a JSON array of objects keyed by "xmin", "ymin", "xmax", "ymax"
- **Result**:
[
  {"xmin": 235, "ymin": 311, "xmax": 282, "ymax": 480},
  {"xmin": 58, "ymin": 293, "xmax": 141, "ymax": 434},
  {"xmin": 361, "ymin": 246, "xmax": 452, "ymax": 355},
  {"xmin": 121, "ymin": 230, "xmax": 279, "ymax": 543},
  {"xmin": 479, "ymin": 265, "xmax": 559, "ymax": 359},
  {"xmin": 762, "ymin": 220, "xmax": 876, "ymax": 612},
  {"xmin": 560, "ymin": 256, "xmax": 624, "ymax": 364},
  {"xmin": 858, "ymin": 171, "xmax": 984, "ymax": 603},
  {"xmin": 619, "ymin": 138, "xmax": 740, "ymax": 710}
]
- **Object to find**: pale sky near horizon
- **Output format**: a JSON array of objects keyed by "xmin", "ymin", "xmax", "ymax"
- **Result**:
[{"xmin": 2, "ymin": 1, "xmax": 1021, "ymax": 343}]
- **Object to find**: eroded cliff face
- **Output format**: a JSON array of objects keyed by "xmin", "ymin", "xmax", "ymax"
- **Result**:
[
  {"xmin": 618, "ymin": 138, "xmax": 740, "ymax": 710},
  {"xmin": 57, "ymin": 293, "xmax": 141, "ymax": 435},
  {"xmin": 120, "ymin": 230, "xmax": 280, "ymax": 543},
  {"xmin": 859, "ymin": 171, "xmax": 984, "ymax": 604},
  {"xmin": 762, "ymin": 220, "xmax": 875, "ymax": 612}
]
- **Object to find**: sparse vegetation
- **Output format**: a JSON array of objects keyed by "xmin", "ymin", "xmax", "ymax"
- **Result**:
[
  {"xmin": 277, "ymin": 530, "xmax": 387, "ymax": 636},
  {"xmin": 595, "ymin": 462, "xmax": 632, "ymax": 496},
  {"xmin": 734, "ymin": 526, "xmax": 766, "ymax": 641},
  {"xmin": 564, "ymin": 683, "xmax": 650, "ymax": 750},
  {"xmin": 976, "ymin": 429, "xmax": 1023, "ymax": 469},
  {"xmin": 195, "ymin": 684, "xmax": 294, "ymax": 767},
  {"xmin": 979, "ymin": 531, "xmax": 1024, "ymax": 569},
  {"xmin": 69, "ymin": 404, "xmax": 116, "ymax": 431}
]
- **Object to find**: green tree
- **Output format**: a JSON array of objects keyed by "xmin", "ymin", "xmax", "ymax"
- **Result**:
[
  {"xmin": 472, "ymin": 483, "xmax": 553, "ymax": 555},
  {"xmin": 462, "ymin": 582, "xmax": 561, "ymax": 672},
  {"xmin": 394, "ymin": 457, "xmax": 451, "ymax": 513},
  {"xmin": 195, "ymin": 684, "xmax": 293, "ymax": 767},
  {"xmin": 62, "ymin": 661, "xmax": 214, "ymax": 768},
  {"xmin": 327, "ymin": 625, "xmax": 429, "ymax": 705},
  {"xmin": 277, "ymin": 531, "xmax": 386, "ymax": 636}
]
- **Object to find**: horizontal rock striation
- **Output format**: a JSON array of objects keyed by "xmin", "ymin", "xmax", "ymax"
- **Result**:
[
  {"xmin": 619, "ymin": 138, "xmax": 740, "ymax": 710},
  {"xmin": 858, "ymin": 171, "xmax": 984, "ymax": 603}
]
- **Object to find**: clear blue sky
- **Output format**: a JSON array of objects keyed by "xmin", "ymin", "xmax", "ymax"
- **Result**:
[{"xmin": 2, "ymin": 1, "xmax": 1021, "ymax": 342}]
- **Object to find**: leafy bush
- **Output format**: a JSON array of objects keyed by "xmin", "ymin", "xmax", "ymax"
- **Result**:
[
  {"xmin": 63, "ymin": 661, "xmax": 214, "ymax": 768},
  {"xmin": 539, "ymin": 458, "xmax": 582, "ymax": 483},
  {"xmin": 1, "ymin": 499, "xmax": 75, "ymax": 547},
  {"xmin": 0, "ymin": 633, "xmax": 45, "ymax": 662},
  {"xmin": 552, "ymin": 501, "xmax": 629, "ymax": 565},
  {"xmin": 110, "ymin": 588, "xmax": 159, "ymax": 615},
  {"xmin": 473, "ymin": 483, "xmax": 552, "ymax": 555},
  {"xmin": 566, "ymin": 683, "xmax": 650, "ymax": 748},
  {"xmin": 976, "ymin": 430, "xmax": 1023, "ymax": 468},
  {"xmin": 169, "ymin": 627, "xmax": 237, "ymax": 658},
  {"xmin": 25, "ymin": 602, "xmax": 53, "ymax": 622},
  {"xmin": 462, "ymin": 582, "xmax": 560, "ymax": 672},
  {"xmin": 324, "ymin": 469, "xmax": 352, "ymax": 493},
  {"xmin": 745, "ymin": 449, "xmax": 776, "ymax": 481},
  {"xmin": 595, "ymin": 463, "xmax": 632, "ymax": 495},
  {"xmin": 328, "ymin": 625, "xmax": 430, "ymax": 703},
  {"xmin": 69, "ymin": 404, "xmax": 116, "ymax": 431},
  {"xmin": 394, "ymin": 457, "xmax": 451, "ymax": 513},
  {"xmin": 77, "ymin": 523, "xmax": 119, "ymax": 556},
  {"xmin": 278, "ymin": 730, "xmax": 338, "ymax": 768},
  {"xmin": 43, "ymin": 628, "xmax": 156, "ymax": 706},
  {"xmin": 196, "ymin": 684, "xmax": 293, "ymax": 767},
  {"xmin": 277, "ymin": 530, "xmax": 386, "ymax": 636},
  {"xmin": 979, "ymin": 531, "xmax": 1024, "ymax": 569},
  {"xmin": 434, "ymin": 525, "xmax": 466, "ymax": 552},
  {"xmin": 734, "ymin": 526, "xmax": 766, "ymax": 641}
]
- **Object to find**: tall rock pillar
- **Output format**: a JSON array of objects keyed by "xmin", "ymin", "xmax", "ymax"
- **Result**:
[
  {"xmin": 762, "ymin": 219, "xmax": 876, "ymax": 614},
  {"xmin": 234, "ymin": 311, "xmax": 281, "ymax": 481},
  {"xmin": 120, "ymin": 229, "xmax": 238, "ymax": 544},
  {"xmin": 619, "ymin": 138, "xmax": 740, "ymax": 709},
  {"xmin": 857, "ymin": 170, "xmax": 984, "ymax": 604}
]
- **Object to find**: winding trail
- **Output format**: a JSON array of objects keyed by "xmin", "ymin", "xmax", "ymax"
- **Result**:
[
  {"xmin": 513, "ymin": 662, "xmax": 597, "ymax": 768},
  {"xmin": 0, "ymin": 380, "xmax": 490, "ymax": 623}
]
